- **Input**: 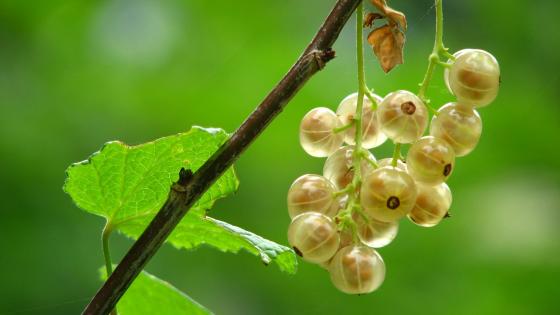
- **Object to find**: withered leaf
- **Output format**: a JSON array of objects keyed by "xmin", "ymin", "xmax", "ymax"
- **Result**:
[
  {"xmin": 367, "ymin": 24, "xmax": 405, "ymax": 73},
  {"xmin": 384, "ymin": 7, "xmax": 407, "ymax": 31},
  {"xmin": 364, "ymin": 13, "xmax": 383, "ymax": 28},
  {"xmin": 370, "ymin": 0, "xmax": 407, "ymax": 31}
]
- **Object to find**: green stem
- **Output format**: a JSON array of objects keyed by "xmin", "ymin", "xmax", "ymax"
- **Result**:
[
  {"xmin": 103, "ymin": 223, "xmax": 113, "ymax": 275},
  {"xmin": 352, "ymin": 2, "xmax": 366, "ymax": 186},
  {"xmin": 354, "ymin": 3, "xmax": 365, "ymax": 148},
  {"xmin": 364, "ymin": 89, "xmax": 378, "ymax": 109},
  {"xmin": 333, "ymin": 121, "xmax": 355, "ymax": 133},
  {"xmin": 333, "ymin": 184, "xmax": 355, "ymax": 198},
  {"xmin": 336, "ymin": 2, "xmax": 368, "ymax": 241},
  {"xmin": 102, "ymin": 222, "xmax": 118, "ymax": 315},
  {"xmin": 392, "ymin": 143, "xmax": 401, "ymax": 167},
  {"xmin": 360, "ymin": 150, "xmax": 379, "ymax": 168},
  {"xmin": 418, "ymin": 0, "xmax": 450, "ymax": 101}
]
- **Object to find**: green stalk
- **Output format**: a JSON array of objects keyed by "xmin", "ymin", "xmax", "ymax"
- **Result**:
[
  {"xmin": 336, "ymin": 2, "xmax": 367, "ymax": 237},
  {"xmin": 418, "ymin": 0, "xmax": 452, "ymax": 101},
  {"xmin": 352, "ymin": 2, "xmax": 366, "ymax": 187},
  {"xmin": 391, "ymin": 142, "xmax": 401, "ymax": 167},
  {"xmin": 102, "ymin": 222, "xmax": 118, "ymax": 315}
]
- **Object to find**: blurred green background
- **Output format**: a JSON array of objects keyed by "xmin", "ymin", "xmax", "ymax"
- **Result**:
[{"xmin": 1, "ymin": 0, "xmax": 559, "ymax": 314}]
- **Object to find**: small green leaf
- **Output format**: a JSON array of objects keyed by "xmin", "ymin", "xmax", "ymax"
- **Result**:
[
  {"xmin": 64, "ymin": 126, "xmax": 238, "ymax": 222},
  {"xmin": 101, "ymin": 269, "xmax": 212, "ymax": 315},
  {"xmin": 117, "ymin": 213, "xmax": 297, "ymax": 274},
  {"xmin": 64, "ymin": 126, "xmax": 297, "ymax": 273}
]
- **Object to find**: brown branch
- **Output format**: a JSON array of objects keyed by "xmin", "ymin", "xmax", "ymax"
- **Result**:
[{"xmin": 82, "ymin": 1, "xmax": 361, "ymax": 314}]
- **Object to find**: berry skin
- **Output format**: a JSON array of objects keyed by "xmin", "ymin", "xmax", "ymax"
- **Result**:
[
  {"xmin": 288, "ymin": 212, "xmax": 340, "ymax": 264},
  {"xmin": 444, "ymin": 49, "xmax": 500, "ymax": 107},
  {"xmin": 406, "ymin": 136, "xmax": 456, "ymax": 185},
  {"xmin": 354, "ymin": 213, "xmax": 399, "ymax": 248},
  {"xmin": 377, "ymin": 90, "xmax": 429, "ymax": 144},
  {"xmin": 377, "ymin": 157, "xmax": 407, "ymax": 171},
  {"xmin": 329, "ymin": 245, "xmax": 385, "ymax": 294},
  {"xmin": 430, "ymin": 102, "xmax": 482, "ymax": 157},
  {"xmin": 287, "ymin": 174, "xmax": 337, "ymax": 219},
  {"xmin": 336, "ymin": 93, "xmax": 387, "ymax": 149},
  {"xmin": 299, "ymin": 107, "xmax": 345, "ymax": 157},
  {"xmin": 360, "ymin": 166, "xmax": 418, "ymax": 223},
  {"xmin": 323, "ymin": 146, "xmax": 376, "ymax": 189},
  {"xmin": 318, "ymin": 228, "xmax": 353, "ymax": 270},
  {"xmin": 408, "ymin": 183, "xmax": 453, "ymax": 227}
]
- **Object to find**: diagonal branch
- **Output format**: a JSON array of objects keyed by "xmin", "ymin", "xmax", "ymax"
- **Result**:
[{"xmin": 83, "ymin": 1, "xmax": 362, "ymax": 314}]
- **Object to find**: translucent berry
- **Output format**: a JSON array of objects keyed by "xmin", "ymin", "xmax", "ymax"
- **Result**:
[
  {"xmin": 287, "ymin": 174, "xmax": 337, "ymax": 219},
  {"xmin": 444, "ymin": 49, "xmax": 500, "ymax": 107},
  {"xmin": 329, "ymin": 245, "xmax": 385, "ymax": 294},
  {"xmin": 360, "ymin": 166, "xmax": 418, "ymax": 222},
  {"xmin": 377, "ymin": 157, "xmax": 407, "ymax": 171},
  {"xmin": 288, "ymin": 212, "xmax": 340, "ymax": 263},
  {"xmin": 299, "ymin": 107, "xmax": 345, "ymax": 157},
  {"xmin": 323, "ymin": 146, "xmax": 376, "ymax": 189},
  {"xmin": 354, "ymin": 213, "xmax": 399, "ymax": 248},
  {"xmin": 377, "ymin": 90, "xmax": 429, "ymax": 143},
  {"xmin": 407, "ymin": 136, "xmax": 456, "ymax": 185},
  {"xmin": 408, "ymin": 183, "xmax": 453, "ymax": 227},
  {"xmin": 336, "ymin": 93, "xmax": 387, "ymax": 149},
  {"xmin": 430, "ymin": 102, "xmax": 482, "ymax": 157}
]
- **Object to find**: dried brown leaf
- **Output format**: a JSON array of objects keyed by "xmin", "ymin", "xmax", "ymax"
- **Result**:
[
  {"xmin": 370, "ymin": 0, "xmax": 407, "ymax": 31},
  {"xmin": 367, "ymin": 24, "xmax": 405, "ymax": 73},
  {"xmin": 364, "ymin": 13, "xmax": 383, "ymax": 28},
  {"xmin": 385, "ymin": 8, "xmax": 407, "ymax": 31}
]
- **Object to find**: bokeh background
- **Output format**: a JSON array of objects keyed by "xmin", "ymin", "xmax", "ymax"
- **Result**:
[{"xmin": 1, "ymin": 0, "xmax": 559, "ymax": 314}]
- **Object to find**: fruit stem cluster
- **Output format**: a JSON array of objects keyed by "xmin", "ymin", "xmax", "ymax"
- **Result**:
[
  {"xmin": 337, "ymin": 3, "xmax": 369, "ymax": 240},
  {"xmin": 418, "ymin": 0, "xmax": 453, "ymax": 102}
]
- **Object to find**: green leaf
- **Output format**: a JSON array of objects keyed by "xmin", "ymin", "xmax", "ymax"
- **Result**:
[
  {"xmin": 101, "ymin": 269, "xmax": 213, "ymax": 315},
  {"xmin": 64, "ymin": 126, "xmax": 237, "ymax": 221},
  {"xmin": 64, "ymin": 126, "xmax": 297, "ymax": 273},
  {"xmin": 117, "ymin": 213, "xmax": 298, "ymax": 274}
]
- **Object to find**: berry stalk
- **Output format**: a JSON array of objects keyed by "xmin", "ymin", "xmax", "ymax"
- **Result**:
[
  {"xmin": 391, "ymin": 142, "xmax": 401, "ymax": 167},
  {"xmin": 333, "ymin": 2, "xmax": 367, "ymax": 243},
  {"xmin": 352, "ymin": 2, "xmax": 366, "ymax": 187},
  {"xmin": 336, "ymin": 2, "xmax": 370, "ymax": 242},
  {"xmin": 418, "ymin": 0, "xmax": 452, "ymax": 101}
]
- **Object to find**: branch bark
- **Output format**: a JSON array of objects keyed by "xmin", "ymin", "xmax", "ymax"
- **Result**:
[{"xmin": 83, "ymin": 1, "xmax": 361, "ymax": 314}]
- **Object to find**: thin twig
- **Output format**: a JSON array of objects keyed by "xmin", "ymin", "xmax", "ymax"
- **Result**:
[{"xmin": 82, "ymin": 1, "xmax": 362, "ymax": 314}]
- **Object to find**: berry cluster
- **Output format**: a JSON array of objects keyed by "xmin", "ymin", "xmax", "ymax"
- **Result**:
[{"xmin": 287, "ymin": 48, "xmax": 500, "ymax": 294}]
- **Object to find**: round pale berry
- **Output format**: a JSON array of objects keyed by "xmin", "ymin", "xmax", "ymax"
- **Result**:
[
  {"xmin": 430, "ymin": 102, "xmax": 482, "ymax": 157},
  {"xmin": 354, "ymin": 213, "xmax": 399, "ymax": 248},
  {"xmin": 336, "ymin": 93, "xmax": 387, "ymax": 149},
  {"xmin": 377, "ymin": 90, "xmax": 429, "ymax": 143},
  {"xmin": 360, "ymin": 166, "xmax": 418, "ymax": 222},
  {"xmin": 407, "ymin": 136, "xmax": 456, "ymax": 185},
  {"xmin": 288, "ymin": 212, "xmax": 340, "ymax": 263},
  {"xmin": 287, "ymin": 174, "xmax": 336, "ymax": 219},
  {"xmin": 408, "ymin": 183, "xmax": 453, "ymax": 227},
  {"xmin": 299, "ymin": 107, "xmax": 345, "ymax": 157},
  {"xmin": 329, "ymin": 245, "xmax": 385, "ymax": 294},
  {"xmin": 445, "ymin": 49, "xmax": 500, "ymax": 107}
]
